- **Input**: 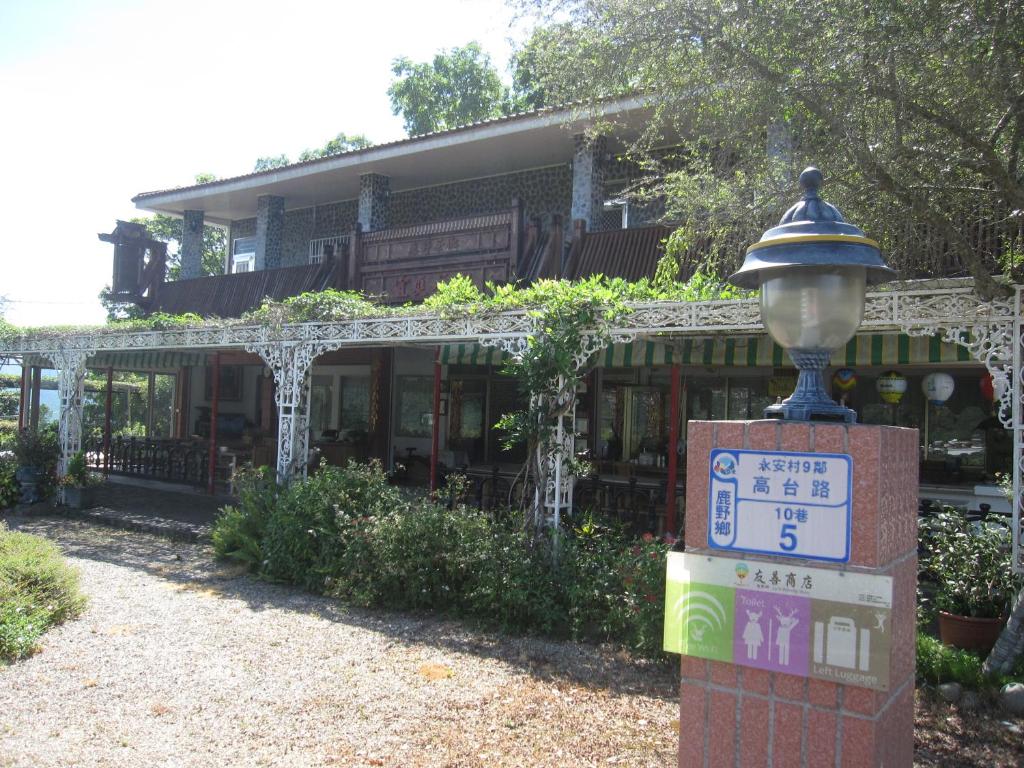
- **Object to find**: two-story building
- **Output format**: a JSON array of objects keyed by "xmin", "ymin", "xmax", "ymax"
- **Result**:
[{"xmin": 11, "ymin": 96, "xmax": 1020, "ymax": 536}]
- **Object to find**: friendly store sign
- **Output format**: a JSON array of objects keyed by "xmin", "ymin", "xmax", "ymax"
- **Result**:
[{"xmin": 664, "ymin": 552, "xmax": 893, "ymax": 691}]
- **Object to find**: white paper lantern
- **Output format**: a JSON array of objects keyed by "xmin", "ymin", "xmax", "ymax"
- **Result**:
[{"xmin": 922, "ymin": 372, "xmax": 955, "ymax": 406}]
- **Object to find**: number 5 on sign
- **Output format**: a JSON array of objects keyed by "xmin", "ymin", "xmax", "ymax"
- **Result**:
[{"xmin": 708, "ymin": 449, "xmax": 853, "ymax": 563}]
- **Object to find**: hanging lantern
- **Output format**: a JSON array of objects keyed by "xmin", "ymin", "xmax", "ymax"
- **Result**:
[
  {"xmin": 979, "ymin": 373, "xmax": 995, "ymax": 402},
  {"xmin": 876, "ymin": 371, "xmax": 907, "ymax": 404},
  {"xmin": 832, "ymin": 368, "xmax": 858, "ymax": 393},
  {"xmin": 923, "ymin": 372, "xmax": 955, "ymax": 406}
]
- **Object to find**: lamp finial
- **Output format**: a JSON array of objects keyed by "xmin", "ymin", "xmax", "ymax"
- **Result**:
[{"xmin": 799, "ymin": 167, "xmax": 823, "ymax": 197}]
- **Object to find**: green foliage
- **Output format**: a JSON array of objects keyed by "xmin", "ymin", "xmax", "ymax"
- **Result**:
[
  {"xmin": 58, "ymin": 451, "xmax": 101, "ymax": 490},
  {"xmin": 914, "ymin": 633, "xmax": 1024, "ymax": 691},
  {"xmin": 0, "ymin": 419, "xmax": 17, "ymax": 451},
  {"xmin": 0, "ymin": 458, "xmax": 18, "ymax": 510},
  {"xmin": 563, "ymin": 519, "xmax": 670, "ymax": 655},
  {"xmin": 245, "ymin": 289, "xmax": 388, "ymax": 326},
  {"xmin": 919, "ymin": 509, "xmax": 1023, "ymax": 619},
  {"xmin": 517, "ymin": 0, "xmax": 1024, "ymax": 296},
  {"xmin": 0, "ymin": 524, "xmax": 86, "ymax": 663},
  {"xmin": 258, "ymin": 461, "xmax": 407, "ymax": 592},
  {"xmin": 211, "ymin": 466, "xmax": 277, "ymax": 567},
  {"xmin": 11, "ymin": 426, "xmax": 58, "ymax": 473},
  {"xmin": 298, "ymin": 133, "xmax": 374, "ymax": 162},
  {"xmin": 210, "ymin": 463, "xmax": 673, "ymax": 657},
  {"xmin": 388, "ymin": 42, "xmax": 510, "ymax": 136},
  {"xmin": 916, "ymin": 634, "xmax": 988, "ymax": 689},
  {"xmin": 0, "ymin": 390, "xmax": 18, "ymax": 420},
  {"xmin": 253, "ymin": 154, "xmax": 290, "ymax": 172}
]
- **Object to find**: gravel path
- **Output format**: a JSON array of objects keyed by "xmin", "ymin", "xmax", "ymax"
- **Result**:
[{"xmin": 0, "ymin": 516, "xmax": 678, "ymax": 768}]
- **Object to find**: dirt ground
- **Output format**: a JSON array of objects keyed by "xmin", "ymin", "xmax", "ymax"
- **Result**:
[{"xmin": 1, "ymin": 515, "xmax": 1022, "ymax": 767}]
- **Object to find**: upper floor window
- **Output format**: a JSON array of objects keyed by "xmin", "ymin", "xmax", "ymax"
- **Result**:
[
  {"xmin": 232, "ymin": 237, "xmax": 256, "ymax": 273},
  {"xmin": 309, "ymin": 235, "xmax": 349, "ymax": 265}
]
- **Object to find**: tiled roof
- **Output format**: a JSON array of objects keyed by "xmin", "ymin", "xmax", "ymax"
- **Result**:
[{"xmin": 564, "ymin": 225, "xmax": 675, "ymax": 282}]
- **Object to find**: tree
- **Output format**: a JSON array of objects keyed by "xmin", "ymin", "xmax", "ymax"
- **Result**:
[
  {"xmin": 253, "ymin": 155, "xmax": 290, "ymax": 172},
  {"xmin": 130, "ymin": 213, "xmax": 226, "ymax": 281},
  {"xmin": 388, "ymin": 42, "xmax": 510, "ymax": 135},
  {"xmin": 298, "ymin": 132, "xmax": 373, "ymax": 162},
  {"xmin": 98, "ymin": 173, "xmax": 227, "ymax": 320},
  {"xmin": 254, "ymin": 133, "xmax": 374, "ymax": 170},
  {"xmin": 515, "ymin": 0, "xmax": 1024, "ymax": 297}
]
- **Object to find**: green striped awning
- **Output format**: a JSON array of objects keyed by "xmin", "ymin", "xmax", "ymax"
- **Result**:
[
  {"xmin": 89, "ymin": 351, "xmax": 211, "ymax": 371},
  {"xmin": 441, "ymin": 333, "xmax": 975, "ymax": 368},
  {"xmin": 26, "ymin": 351, "xmax": 210, "ymax": 371}
]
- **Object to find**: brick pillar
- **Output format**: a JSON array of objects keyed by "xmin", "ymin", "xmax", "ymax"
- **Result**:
[
  {"xmin": 679, "ymin": 420, "xmax": 918, "ymax": 768},
  {"xmin": 358, "ymin": 173, "xmax": 390, "ymax": 232},
  {"xmin": 180, "ymin": 210, "xmax": 204, "ymax": 279},
  {"xmin": 255, "ymin": 195, "xmax": 285, "ymax": 270},
  {"xmin": 571, "ymin": 133, "xmax": 606, "ymax": 231}
]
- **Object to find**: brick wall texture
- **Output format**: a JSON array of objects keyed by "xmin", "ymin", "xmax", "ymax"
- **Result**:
[{"xmin": 680, "ymin": 420, "xmax": 919, "ymax": 768}]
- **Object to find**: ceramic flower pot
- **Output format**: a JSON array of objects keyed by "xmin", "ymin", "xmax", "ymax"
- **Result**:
[
  {"xmin": 937, "ymin": 611, "xmax": 1006, "ymax": 653},
  {"xmin": 61, "ymin": 486, "xmax": 96, "ymax": 510},
  {"xmin": 15, "ymin": 465, "xmax": 44, "ymax": 504}
]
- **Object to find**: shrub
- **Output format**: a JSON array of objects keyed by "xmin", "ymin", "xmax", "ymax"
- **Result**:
[
  {"xmin": 0, "ymin": 458, "xmax": 18, "ymax": 510},
  {"xmin": 259, "ymin": 461, "xmax": 407, "ymax": 592},
  {"xmin": 0, "ymin": 419, "xmax": 18, "ymax": 451},
  {"xmin": 0, "ymin": 523, "xmax": 86, "ymax": 662},
  {"xmin": 460, "ymin": 522, "xmax": 567, "ymax": 635},
  {"xmin": 563, "ymin": 519, "xmax": 670, "ymax": 655},
  {"xmin": 916, "ymin": 633, "xmax": 988, "ymax": 689},
  {"xmin": 211, "ymin": 465, "xmax": 277, "ymax": 568},
  {"xmin": 213, "ymin": 462, "xmax": 675, "ymax": 658},
  {"xmin": 919, "ymin": 508, "xmax": 1022, "ymax": 619}
]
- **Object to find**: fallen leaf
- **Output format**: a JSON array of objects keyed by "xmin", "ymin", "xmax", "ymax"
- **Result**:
[{"xmin": 418, "ymin": 663, "xmax": 453, "ymax": 681}]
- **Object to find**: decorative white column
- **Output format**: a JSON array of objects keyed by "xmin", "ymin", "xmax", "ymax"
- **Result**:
[
  {"xmin": 53, "ymin": 349, "xmax": 92, "ymax": 479},
  {"xmin": 246, "ymin": 341, "xmax": 328, "ymax": 483}
]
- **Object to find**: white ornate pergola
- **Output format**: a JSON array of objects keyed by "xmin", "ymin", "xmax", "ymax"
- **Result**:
[{"xmin": 5, "ymin": 278, "xmax": 1021, "ymax": 571}]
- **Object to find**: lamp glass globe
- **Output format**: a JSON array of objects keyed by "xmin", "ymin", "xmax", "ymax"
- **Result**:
[{"xmin": 759, "ymin": 266, "xmax": 867, "ymax": 350}]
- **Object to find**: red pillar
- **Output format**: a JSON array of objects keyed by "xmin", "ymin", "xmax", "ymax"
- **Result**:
[
  {"xmin": 664, "ymin": 363, "xmax": 681, "ymax": 536},
  {"xmin": 29, "ymin": 367, "xmax": 41, "ymax": 431},
  {"xmin": 103, "ymin": 368, "xmax": 113, "ymax": 475},
  {"xmin": 17, "ymin": 363, "xmax": 27, "ymax": 430},
  {"xmin": 207, "ymin": 352, "xmax": 221, "ymax": 495},
  {"xmin": 429, "ymin": 348, "xmax": 442, "ymax": 494}
]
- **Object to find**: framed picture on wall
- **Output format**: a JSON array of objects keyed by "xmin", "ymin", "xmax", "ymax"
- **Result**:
[{"xmin": 205, "ymin": 365, "xmax": 243, "ymax": 402}]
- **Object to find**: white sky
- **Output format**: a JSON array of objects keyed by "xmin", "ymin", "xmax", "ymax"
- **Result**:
[{"xmin": 0, "ymin": 0, "xmax": 523, "ymax": 327}]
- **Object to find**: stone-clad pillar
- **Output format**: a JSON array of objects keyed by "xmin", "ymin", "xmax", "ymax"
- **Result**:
[
  {"xmin": 180, "ymin": 210, "xmax": 204, "ymax": 279},
  {"xmin": 255, "ymin": 195, "xmax": 285, "ymax": 270},
  {"xmin": 358, "ymin": 173, "xmax": 390, "ymax": 232},
  {"xmin": 677, "ymin": 420, "xmax": 918, "ymax": 768},
  {"xmin": 571, "ymin": 133, "xmax": 606, "ymax": 230}
]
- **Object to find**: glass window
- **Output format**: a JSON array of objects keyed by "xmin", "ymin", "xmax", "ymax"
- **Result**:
[
  {"xmin": 487, "ymin": 377, "xmax": 527, "ymax": 463},
  {"xmin": 339, "ymin": 377, "xmax": 370, "ymax": 433},
  {"xmin": 448, "ymin": 378, "xmax": 486, "ymax": 463},
  {"xmin": 395, "ymin": 375, "xmax": 434, "ymax": 438},
  {"xmin": 687, "ymin": 378, "xmax": 727, "ymax": 421},
  {"xmin": 150, "ymin": 374, "xmax": 176, "ymax": 438},
  {"xmin": 310, "ymin": 375, "xmax": 334, "ymax": 436}
]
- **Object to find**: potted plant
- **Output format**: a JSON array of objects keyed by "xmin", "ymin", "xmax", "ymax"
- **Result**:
[
  {"xmin": 11, "ymin": 427, "xmax": 58, "ymax": 504},
  {"xmin": 919, "ymin": 507, "xmax": 1023, "ymax": 652},
  {"xmin": 58, "ymin": 450, "xmax": 103, "ymax": 509}
]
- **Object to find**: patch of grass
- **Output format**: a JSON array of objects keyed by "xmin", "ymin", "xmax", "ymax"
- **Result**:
[
  {"xmin": 916, "ymin": 632, "xmax": 1024, "ymax": 691},
  {"xmin": 0, "ymin": 522, "xmax": 86, "ymax": 663}
]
